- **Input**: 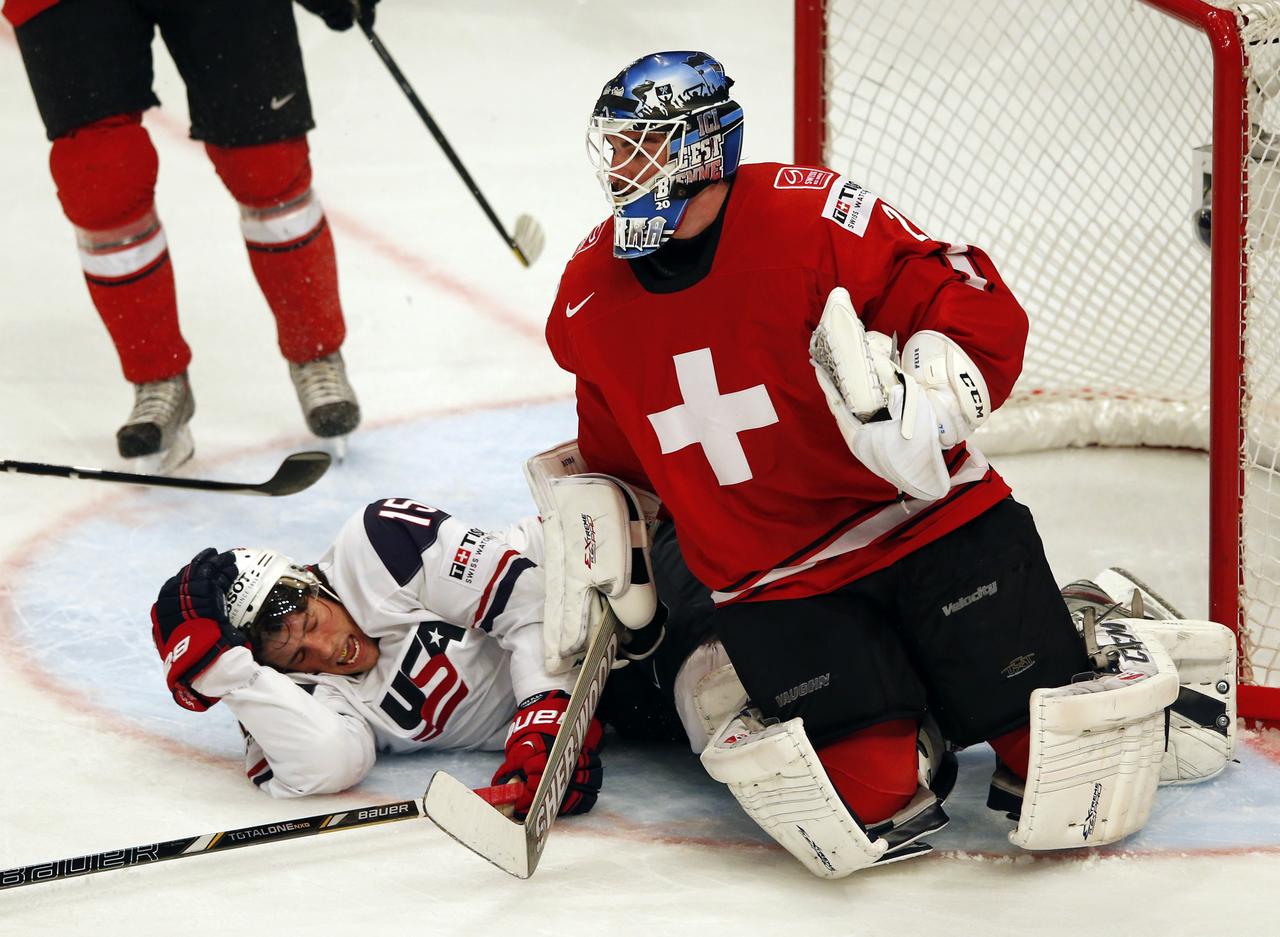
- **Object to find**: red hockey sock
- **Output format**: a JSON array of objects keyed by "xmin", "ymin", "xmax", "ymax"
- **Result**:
[
  {"xmin": 205, "ymin": 138, "xmax": 345, "ymax": 363},
  {"xmin": 816, "ymin": 718, "xmax": 919, "ymax": 824},
  {"xmin": 988, "ymin": 724, "xmax": 1031, "ymax": 780},
  {"xmin": 50, "ymin": 113, "xmax": 189, "ymax": 383}
]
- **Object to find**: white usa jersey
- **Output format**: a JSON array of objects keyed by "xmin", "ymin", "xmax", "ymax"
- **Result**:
[{"xmin": 191, "ymin": 497, "xmax": 565, "ymax": 798}]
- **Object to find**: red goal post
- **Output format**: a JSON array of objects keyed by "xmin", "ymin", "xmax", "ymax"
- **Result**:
[{"xmin": 795, "ymin": 0, "xmax": 1280, "ymax": 719}]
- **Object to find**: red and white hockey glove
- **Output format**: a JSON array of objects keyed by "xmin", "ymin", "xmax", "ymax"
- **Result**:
[
  {"xmin": 491, "ymin": 690, "xmax": 604, "ymax": 819},
  {"xmin": 150, "ymin": 548, "xmax": 246, "ymax": 713}
]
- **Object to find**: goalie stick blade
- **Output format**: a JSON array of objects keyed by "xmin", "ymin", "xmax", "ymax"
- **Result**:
[
  {"xmin": 424, "ymin": 610, "xmax": 621, "ymax": 880},
  {"xmin": 423, "ymin": 772, "xmax": 531, "ymax": 878}
]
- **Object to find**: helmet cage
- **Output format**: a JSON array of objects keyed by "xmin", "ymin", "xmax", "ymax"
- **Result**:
[
  {"xmin": 587, "ymin": 116, "xmax": 686, "ymax": 209},
  {"xmin": 249, "ymin": 575, "xmax": 321, "ymax": 642}
]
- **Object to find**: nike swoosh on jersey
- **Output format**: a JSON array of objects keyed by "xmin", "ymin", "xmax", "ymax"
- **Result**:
[
  {"xmin": 270, "ymin": 92, "xmax": 297, "ymax": 110},
  {"xmin": 566, "ymin": 293, "xmax": 595, "ymax": 317}
]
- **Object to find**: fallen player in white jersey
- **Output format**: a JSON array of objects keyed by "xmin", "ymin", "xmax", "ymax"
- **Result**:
[{"xmin": 149, "ymin": 496, "xmax": 662, "ymax": 817}]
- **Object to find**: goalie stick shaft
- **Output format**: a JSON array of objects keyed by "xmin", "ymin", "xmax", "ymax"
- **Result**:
[
  {"xmin": 0, "ymin": 785, "xmax": 518, "ymax": 891},
  {"xmin": 358, "ymin": 21, "xmax": 541, "ymax": 267},
  {"xmin": 522, "ymin": 607, "xmax": 619, "ymax": 873},
  {"xmin": 1, "ymin": 451, "xmax": 331, "ymax": 497}
]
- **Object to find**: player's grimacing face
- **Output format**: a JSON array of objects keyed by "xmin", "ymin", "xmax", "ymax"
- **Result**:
[{"xmin": 258, "ymin": 595, "xmax": 380, "ymax": 676}]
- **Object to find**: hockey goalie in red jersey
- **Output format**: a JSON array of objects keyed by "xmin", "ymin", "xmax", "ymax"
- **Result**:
[{"xmin": 530, "ymin": 51, "xmax": 1236, "ymax": 877}]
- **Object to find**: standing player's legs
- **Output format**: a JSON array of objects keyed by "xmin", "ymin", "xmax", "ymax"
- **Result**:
[
  {"xmin": 15, "ymin": 0, "xmax": 195, "ymax": 462},
  {"xmin": 157, "ymin": 0, "xmax": 358, "ymax": 438},
  {"xmin": 894, "ymin": 497, "xmax": 1091, "ymax": 788}
]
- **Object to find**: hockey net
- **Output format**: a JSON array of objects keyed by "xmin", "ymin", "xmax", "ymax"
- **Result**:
[{"xmin": 796, "ymin": 0, "xmax": 1280, "ymax": 717}]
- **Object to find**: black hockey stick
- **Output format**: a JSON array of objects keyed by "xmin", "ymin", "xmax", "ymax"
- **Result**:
[
  {"xmin": 423, "ymin": 605, "xmax": 620, "ymax": 878},
  {"xmin": 0, "ymin": 785, "xmax": 518, "ymax": 890},
  {"xmin": 358, "ymin": 20, "xmax": 545, "ymax": 267},
  {"xmin": 1, "ymin": 451, "xmax": 331, "ymax": 497}
]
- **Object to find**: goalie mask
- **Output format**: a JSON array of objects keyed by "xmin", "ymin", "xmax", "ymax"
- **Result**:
[
  {"xmin": 224, "ymin": 548, "xmax": 334, "ymax": 644},
  {"xmin": 587, "ymin": 51, "xmax": 744, "ymax": 259}
]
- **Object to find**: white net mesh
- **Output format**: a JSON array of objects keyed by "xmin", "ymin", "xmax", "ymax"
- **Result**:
[{"xmin": 819, "ymin": 0, "xmax": 1280, "ymax": 687}]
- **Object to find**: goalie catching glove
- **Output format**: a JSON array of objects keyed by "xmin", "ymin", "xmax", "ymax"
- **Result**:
[
  {"xmin": 491, "ymin": 690, "xmax": 604, "ymax": 818},
  {"xmin": 150, "ymin": 547, "xmax": 245, "ymax": 712},
  {"xmin": 809, "ymin": 287, "xmax": 991, "ymax": 500},
  {"xmin": 525, "ymin": 441, "xmax": 663, "ymax": 673}
]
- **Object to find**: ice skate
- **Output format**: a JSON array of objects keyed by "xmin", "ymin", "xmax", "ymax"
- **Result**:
[
  {"xmin": 116, "ymin": 373, "xmax": 195, "ymax": 473},
  {"xmin": 289, "ymin": 351, "xmax": 360, "ymax": 445}
]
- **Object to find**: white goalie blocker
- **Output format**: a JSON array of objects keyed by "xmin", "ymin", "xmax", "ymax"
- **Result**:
[{"xmin": 524, "ymin": 440, "xmax": 661, "ymax": 673}]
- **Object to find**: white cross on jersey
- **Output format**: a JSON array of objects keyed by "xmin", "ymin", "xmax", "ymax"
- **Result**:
[{"xmin": 647, "ymin": 347, "xmax": 779, "ymax": 486}]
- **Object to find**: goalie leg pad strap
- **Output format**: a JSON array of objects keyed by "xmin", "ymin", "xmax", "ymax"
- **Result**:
[
  {"xmin": 701, "ymin": 712, "xmax": 888, "ymax": 878},
  {"xmin": 1011, "ymin": 619, "xmax": 1179, "ymax": 850},
  {"xmin": 1133, "ymin": 619, "xmax": 1237, "ymax": 785}
]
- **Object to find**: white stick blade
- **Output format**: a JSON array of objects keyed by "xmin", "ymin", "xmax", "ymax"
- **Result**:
[
  {"xmin": 423, "ymin": 772, "xmax": 530, "ymax": 878},
  {"xmin": 514, "ymin": 214, "xmax": 545, "ymax": 266}
]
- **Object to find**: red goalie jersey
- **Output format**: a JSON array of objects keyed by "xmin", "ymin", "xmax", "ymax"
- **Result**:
[{"xmin": 547, "ymin": 163, "xmax": 1027, "ymax": 604}]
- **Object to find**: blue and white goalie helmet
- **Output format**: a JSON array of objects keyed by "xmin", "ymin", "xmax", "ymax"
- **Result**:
[{"xmin": 587, "ymin": 51, "xmax": 744, "ymax": 259}]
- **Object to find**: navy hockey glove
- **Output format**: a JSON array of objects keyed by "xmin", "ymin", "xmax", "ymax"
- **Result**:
[
  {"xmin": 492, "ymin": 690, "xmax": 604, "ymax": 819},
  {"xmin": 295, "ymin": 0, "xmax": 378, "ymax": 31},
  {"xmin": 150, "ymin": 548, "xmax": 245, "ymax": 713}
]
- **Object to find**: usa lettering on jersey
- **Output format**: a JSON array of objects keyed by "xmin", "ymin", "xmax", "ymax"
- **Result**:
[{"xmin": 379, "ymin": 621, "xmax": 470, "ymax": 743}]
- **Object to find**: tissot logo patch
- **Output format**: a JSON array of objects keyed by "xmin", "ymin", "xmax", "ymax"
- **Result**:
[
  {"xmin": 822, "ymin": 178, "xmax": 877, "ymax": 237},
  {"xmin": 447, "ymin": 527, "xmax": 493, "ymax": 588},
  {"xmin": 774, "ymin": 166, "xmax": 835, "ymax": 189}
]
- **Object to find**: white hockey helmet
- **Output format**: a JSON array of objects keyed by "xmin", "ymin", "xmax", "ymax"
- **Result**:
[{"xmin": 224, "ymin": 547, "xmax": 324, "ymax": 640}]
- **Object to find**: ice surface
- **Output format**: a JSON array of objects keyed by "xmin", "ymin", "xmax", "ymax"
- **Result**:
[{"xmin": 2, "ymin": 3, "xmax": 1278, "ymax": 935}]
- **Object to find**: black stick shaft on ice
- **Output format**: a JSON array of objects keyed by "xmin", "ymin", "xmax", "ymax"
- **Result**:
[
  {"xmin": 1, "ymin": 451, "xmax": 332, "ymax": 497},
  {"xmin": 0, "ymin": 783, "xmax": 518, "ymax": 891},
  {"xmin": 0, "ymin": 800, "xmax": 421, "ymax": 890}
]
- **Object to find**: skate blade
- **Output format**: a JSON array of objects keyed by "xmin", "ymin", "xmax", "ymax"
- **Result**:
[
  {"xmin": 330, "ymin": 435, "xmax": 349, "ymax": 464},
  {"xmin": 129, "ymin": 425, "xmax": 194, "ymax": 477}
]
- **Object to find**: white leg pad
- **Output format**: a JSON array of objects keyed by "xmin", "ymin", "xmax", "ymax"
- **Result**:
[
  {"xmin": 1133, "ymin": 619, "xmax": 1237, "ymax": 785},
  {"xmin": 701, "ymin": 712, "xmax": 887, "ymax": 878},
  {"xmin": 1011, "ymin": 619, "xmax": 1179, "ymax": 850},
  {"xmin": 1073, "ymin": 568, "xmax": 1236, "ymax": 785}
]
